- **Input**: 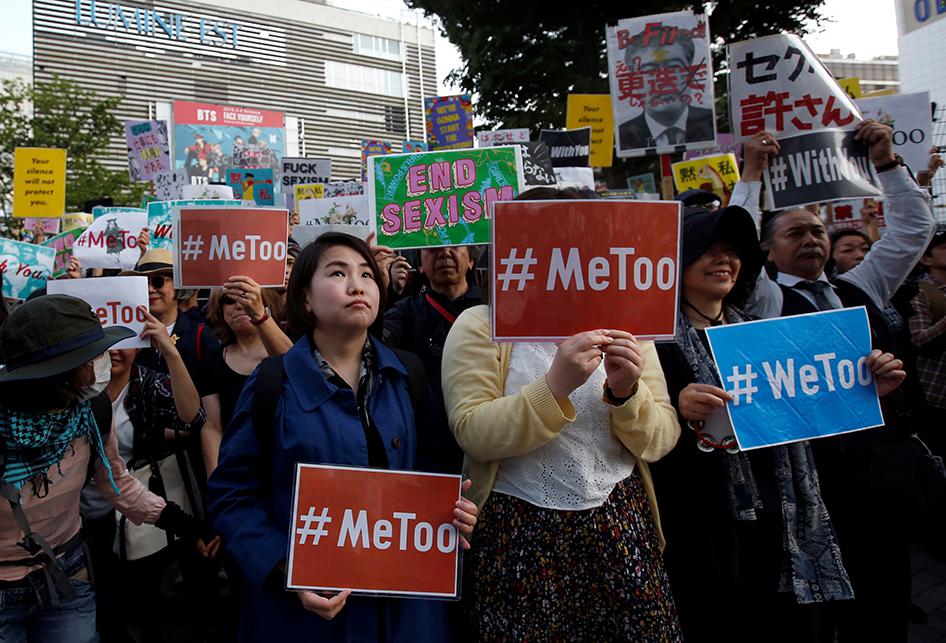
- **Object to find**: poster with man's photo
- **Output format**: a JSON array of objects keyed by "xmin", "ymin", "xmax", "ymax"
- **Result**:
[
  {"xmin": 172, "ymin": 100, "xmax": 286, "ymax": 185},
  {"xmin": 606, "ymin": 10, "xmax": 717, "ymax": 158}
]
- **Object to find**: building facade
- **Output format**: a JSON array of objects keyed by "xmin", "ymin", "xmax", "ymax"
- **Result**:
[
  {"xmin": 0, "ymin": 51, "xmax": 32, "ymax": 86},
  {"xmin": 817, "ymin": 49, "xmax": 900, "ymax": 95},
  {"xmin": 33, "ymin": 0, "xmax": 438, "ymax": 179}
]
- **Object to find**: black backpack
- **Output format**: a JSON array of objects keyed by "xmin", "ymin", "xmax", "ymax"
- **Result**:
[{"xmin": 251, "ymin": 349, "xmax": 429, "ymax": 463}]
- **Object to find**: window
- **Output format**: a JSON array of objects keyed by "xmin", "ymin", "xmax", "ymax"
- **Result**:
[
  {"xmin": 324, "ymin": 61, "xmax": 405, "ymax": 97},
  {"xmin": 353, "ymin": 33, "xmax": 402, "ymax": 61}
]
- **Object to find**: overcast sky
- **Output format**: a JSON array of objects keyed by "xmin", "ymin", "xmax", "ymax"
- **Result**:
[{"xmin": 1, "ymin": 0, "xmax": 901, "ymax": 92}]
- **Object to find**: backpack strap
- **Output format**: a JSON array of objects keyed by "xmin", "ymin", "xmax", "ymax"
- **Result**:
[
  {"xmin": 390, "ymin": 348, "xmax": 429, "ymax": 439},
  {"xmin": 195, "ymin": 323, "xmax": 205, "ymax": 363},
  {"xmin": 252, "ymin": 355, "xmax": 286, "ymax": 465},
  {"xmin": 86, "ymin": 392, "xmax": 113, "ymax": 486}
]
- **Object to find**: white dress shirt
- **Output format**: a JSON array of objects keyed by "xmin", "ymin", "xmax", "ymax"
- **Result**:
[{"xmin": 645, "ymin": 108, "xmax": 689, "ymax": 147}]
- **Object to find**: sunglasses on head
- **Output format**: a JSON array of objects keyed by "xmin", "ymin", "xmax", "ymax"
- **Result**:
[{"xmin": 148, "ymin": 274, "xmax": 171, "ymax": 289}]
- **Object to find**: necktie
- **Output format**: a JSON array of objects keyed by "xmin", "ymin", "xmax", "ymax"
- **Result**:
[
  {"xmin": 794, "ymin": 280, "xmax": 836, "ymax": 311},
  {"xmin": 664, "ymin": 127, "xmax": 685, "ymax": 145}
]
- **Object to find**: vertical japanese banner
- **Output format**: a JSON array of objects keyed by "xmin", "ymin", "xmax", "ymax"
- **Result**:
[
  {"xmin": 369, "ymin": 147, "xmax": 525, "ymax": 250},
  {"xmin": 361, "ymin": 140, "xmax": 392, "ymax": 181},
  {"xmin": 566, "ymin": 95, "xmax": 615, "ymax": 168},
  {"xmin": 606, "ymin": 10, "xmax": 717, "ymax": 158},
  {"xmin": 424, "ymin": 95, "xmax": 475, "ymax": 151},
  {"xmin": 124, "ymin": 120, "xmax": 171, "ymax": 182},
  {"xmin": 728, "ymin": 34, "xmax": 880, "ymax": 209},
  {"xmin": 671, "ymin": 153, "xmax": 741, "ymax": 204}
]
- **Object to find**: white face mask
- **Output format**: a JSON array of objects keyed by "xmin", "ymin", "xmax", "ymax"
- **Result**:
[{"xmin": 78, "ymin": 353, "xmax": 112, "ymax": 401}]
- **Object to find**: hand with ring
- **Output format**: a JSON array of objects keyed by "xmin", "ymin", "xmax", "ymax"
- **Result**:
[{"xmin": 223, "ymin": 275, "xmax": 266, "ymax": 323}]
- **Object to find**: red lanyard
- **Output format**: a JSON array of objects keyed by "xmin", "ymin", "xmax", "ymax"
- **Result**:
[{"xmin": 425, "ymin": 293, "xmax": 457, "ymax": 324}]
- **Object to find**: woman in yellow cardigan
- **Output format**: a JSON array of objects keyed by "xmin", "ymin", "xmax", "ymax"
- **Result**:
[{"xmin": 441, "ymin": 194, "xmax": 682, "ymax": 641}]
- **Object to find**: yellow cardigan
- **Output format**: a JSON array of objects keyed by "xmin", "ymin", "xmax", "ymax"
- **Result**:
[{"xmin": 441, "ymin": 305, "xmax": 681, "ymax": 547}]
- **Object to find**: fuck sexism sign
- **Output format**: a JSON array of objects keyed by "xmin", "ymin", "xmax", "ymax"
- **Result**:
[
  {"xmin": 287, "ymin": 464, "xmax": 463, "ymax": 597},
  {"xmin": 704, "ymin": 307, "xmax": 883, "ymax": 450}
]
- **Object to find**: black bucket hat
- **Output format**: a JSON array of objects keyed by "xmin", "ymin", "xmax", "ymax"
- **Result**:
[
  {"xmin": 682, "ymin": 205, "xmax": 763, "ymax": 284},
  {"xmin": 676, "ymin": 188, "xmax": 722, "ymax": 208},
  {"xmin": 0, "ymin": 294, "xmax": 135, "ymax": 383}
]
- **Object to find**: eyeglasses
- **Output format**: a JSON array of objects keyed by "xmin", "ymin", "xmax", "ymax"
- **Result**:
[{"xmin": 149, "ymin": 274, "xmax": 171, "ymax": 289}]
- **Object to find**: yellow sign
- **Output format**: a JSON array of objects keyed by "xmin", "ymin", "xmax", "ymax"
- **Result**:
[
  {"xmin": 863, "ymin": 88, "xmax": 896, "ymax": 97},
  {"xmin": 838, "ymin": 78, "xmax": 862, "ymax": 100},
  {"xmin": 13, "ymin": 147, "xmax": 66, "ymax": 218},
  {"xmin": 293, "ymin": 183, "xmax": 325, "ymax": 214},
  {"xmin": 671, "ymin": 153, "xmax": 741, "ymax": 205},
  {"xmin": 566, "ymin": 95, "xmax": 614, "ymax": 168},
  {"xmin": 62, "ymin": 212, "xmax": 93, "ymax": 232}
]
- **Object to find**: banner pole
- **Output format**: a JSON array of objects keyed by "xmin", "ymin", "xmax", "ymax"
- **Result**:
[{"xmin": 659, "ymin": 153, "xmax": 674, "ymax": 200}]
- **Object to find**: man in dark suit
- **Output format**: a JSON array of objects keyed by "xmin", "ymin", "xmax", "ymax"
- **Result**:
[{"xmin": 616, "ymin": 28, "xmax": 716, "ymax": 152}]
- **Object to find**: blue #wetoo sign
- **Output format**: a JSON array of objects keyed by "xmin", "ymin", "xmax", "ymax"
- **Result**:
[{"xmin": 704, "ymin": 307, "xmax": 884, "ymax": 450}]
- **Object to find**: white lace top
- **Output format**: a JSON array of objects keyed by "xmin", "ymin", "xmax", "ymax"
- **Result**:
[{"xmin": 491, "ymin": 342, "xmax": 637, "ymax": 510}]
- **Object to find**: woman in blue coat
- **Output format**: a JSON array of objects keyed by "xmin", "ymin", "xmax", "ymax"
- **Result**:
[{"xmin": 207, "ymin": 233, "xmax": 478, "ymax": 642}]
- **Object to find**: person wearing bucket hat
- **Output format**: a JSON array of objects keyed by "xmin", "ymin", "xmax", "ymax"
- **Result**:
[
  {"xmin": 124, "ymin": 248, "xmax": 220, "ymax": 381},
  {"xmin": 0, "ymin": 295, "xmax": 210, "ymax": 641},
  {"xmin": 650, "ymin": 206, "xmax": 854, "ymax": 642}
]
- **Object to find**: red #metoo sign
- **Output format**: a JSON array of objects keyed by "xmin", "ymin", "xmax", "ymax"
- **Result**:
[
  {"xmin": 173, "ymin": 207, "xmax": 288, "ymax": 288},
  {"xmin": 287, "ymin": 465, "xmax": 463, "ymax": 597},
  {"xmin": 492, "ymin": 200, "xmax": 681, "ymax": 341}
]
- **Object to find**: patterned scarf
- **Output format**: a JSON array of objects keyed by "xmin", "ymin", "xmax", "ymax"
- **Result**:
[
  {"xmin": 0, "ymin": 401, "xmax": 118, "ymax": 496},
  {"xmin": 675, "ymin": 308, "xmax": 854, "ymax": 603}
]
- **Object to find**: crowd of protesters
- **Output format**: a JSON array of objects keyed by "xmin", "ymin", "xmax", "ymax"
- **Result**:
[{"xmin": 1, "ymin": 114, "xmax": 945, "ymax": 643}]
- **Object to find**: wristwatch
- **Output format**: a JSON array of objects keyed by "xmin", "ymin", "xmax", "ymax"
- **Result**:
[{"xmin": 251, "ymin": 307, "xmax": 271, "ymax": 326}]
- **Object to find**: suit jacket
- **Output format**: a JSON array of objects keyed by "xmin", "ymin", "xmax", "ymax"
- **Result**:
[{"xmin": 618, "ymin": 105, "xmax": 715, "ymax": 151}]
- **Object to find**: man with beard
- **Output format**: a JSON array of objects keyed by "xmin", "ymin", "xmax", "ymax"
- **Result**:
[{"xmin": 383, "ymin": 246, "xmax": 482, "ymax": 473}]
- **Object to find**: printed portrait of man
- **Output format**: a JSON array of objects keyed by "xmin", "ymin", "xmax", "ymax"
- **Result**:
[{"xmin": 617, "ymin": 28, "xmax": 715, "ymax": 151}]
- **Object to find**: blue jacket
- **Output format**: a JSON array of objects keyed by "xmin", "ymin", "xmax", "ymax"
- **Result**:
[{"xmin": 207, "ymin": 334, "xmax": 449, "ymax": 642}]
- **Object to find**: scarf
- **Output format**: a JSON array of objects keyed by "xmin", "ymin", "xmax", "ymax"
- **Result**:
[
  {"xmin": 676, "ymin": 308, "xmax": 854, "ymax": 603},
  {"xmin": 0, "ymin": 401, "xmax": 119, "ymax": 497}
]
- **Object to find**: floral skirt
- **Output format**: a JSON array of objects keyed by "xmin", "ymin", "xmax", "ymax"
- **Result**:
[{"xmin": 464, "ymin": 471, "xmax": 682, "ymax": 642}]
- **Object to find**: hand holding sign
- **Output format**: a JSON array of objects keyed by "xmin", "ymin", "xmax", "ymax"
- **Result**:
[
  {"xmin": 865, "ymin": 349, "xmax": 906, "ymax": 397},
  {"xmin": 547, "ymin": 330, "xmax": 613, "ymax": 403},
  {"xmin": 139, "ymin": 308, "xmax": 179, "ymax": 357},
  {"xmin": 222, "ymin": 275, "xmax": 266, "ymax": 323},
  {"xmin": 678, "ymin": 383, "xmax": 733, "ymax": 422},
  {"xmin": 854, "ymin": 120, "xmax": 896, "ymax": 167},
  {"xmin": 741, "ymin": 131, "xmax": 781, "ymax": 182},
  {"xmin": 601, "ymin": 330, "xmax": 646, "ymax": 399}
]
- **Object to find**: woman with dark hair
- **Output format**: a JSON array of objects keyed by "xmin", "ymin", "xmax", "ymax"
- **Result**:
[
  {"xmin": 0, "ymin": 295, "xmax": 207, "ymax": 641},
  {"xmin": 199, "ymin": 278, "xmax": 292, "ymax": 476},
  {"xmin": 441, "ymin": 188, "xmax": 682, "ymax": 641},
  {"xmin": 650, "ymin": 206, "xmax": 904, "ymax": 642},
  {"xmin": 206, "ymin": 233, "xmax": 478, "ymax": 641}
]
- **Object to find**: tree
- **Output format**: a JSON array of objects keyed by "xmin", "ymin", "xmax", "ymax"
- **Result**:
[
  {"xmin": 0, "ymin": 75, "xmax": 145, "ymax": 222},
  {"xmin": 407, "ymin": 0, "xmax": 828, "ymax": 184}
]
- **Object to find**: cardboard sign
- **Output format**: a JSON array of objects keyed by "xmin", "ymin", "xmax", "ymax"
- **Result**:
[
  {"xmin": 361, "ymin": 140, "xmax": 392, "ymax": 181},
  {"xmin": 172, "ymin": 207, "xmax": 288, "ymax": 288},
  {"xmin": 62, "ymin": 212, "xmax": 93, "ymax": 232},
  {"xmin": 226, "ymin": 168, "xmax": 275, "ymax": 205},
  {"xmin": 553, "ymin": 167, "xmax": 594, "ymax": 190},
  {"xmin": 855, "ymin": 91, "xmax": 933, "ymax": 175},
  {"xmin": 682, "ymin": 132, "xmax": 742, "ymax": 165},
  {"xmin": 566, "ymin": 95, "xmax": 615, "ymax": 168},
  {"xmin": 325, "ymin": 181, "xmax": 365, "ymax": 197},
  {"xmin": 491, "ymin": 200, "xmax": 681, "ymax": 341},
  {"xmin": 72, "ymin": 210, "xmax": 148, "ymax": 270},
  {"xmin": 627, "ymin": 173, "xmax": 658, "ymax": 194},
  {"xmin": 47, "ymin": 277, "xmax": 150, "ymax": 349},
  {"xmin": 671, "ymin": 153, "xmax": 741, "ymax": 205},
  {"xmin": 42, "ymin": 227, "xmax": 86, "ymax": 277},
  {"xmin": 23, "ymin": 218, "xmax": 61, "ymax": 235},
  {"xmin": 606, "ymin": 10, "xmax": 717, "ymax": 158},
  {"xmin": 125, "ymin": 120, "xmax": 171, "ymax": 182},
  {"xmin": 287, "ymin": 464, "xmax": 462, "ymax": 597},
  {"xmin": 92, "ymin": 207, "xmax": 146, "ymax": 220},
  {"xmin": 828, "ymin": 198, "xmax": 886, "ymax": 233},
  {"xmin": 13, "ymin": 147, "xmax": 67, "ymax": 218},
  {"xmin": 281, "ymin": 157, "xmax": 332, "ymax": 189},
  {"xmin": 517, "ymin": 142, "xmax": 556, "ymax": 187},
  {"xmin": 147, "ymin": 199, "xmax": 243, "ymax": 250},
  {"xmin": 293, "ymin": 183, "xmax": 326, "ymax": 212},
  {"xmin": 538, "ymin": 128, "xmax": 592, "ymax": 167},
  {"xmin": 704, "ymin": 308, "xmax": 883, "ymax": 450},
  {"xmin": 476, "ymin": 129, "xmax": 530, "ymax": 147},
  {"xmin": 180, "ymin": 184, "xmax": 235, "ymax": 200},
  {"xmin": 299, "ymin": 194, "xmax": 371, "ymax": 228},
  {"xmin": 762, "ymin": 129, "xmax": 881, "ymax": 210},
  {"xmin": 173, "ymin": 100, "xmax": 285, "ymax": 183},
  {"xmin": 838, "ymin": 77, "xmax": 862, "ymax": 100},
  {"xmin": 728, "ymin": 34, "xmax": 862, "ymax": 142},
  {"xmin": 152, "ymin": 170, "xmax": 187, "ymax": 201},
  {"xmin": 370, "ymin": 147, "xmax": 525, "ymax": 250},
  {"xmin": 424, "ymin": 95, "xmax": 475, "ymax": 151},
  {"xmin": 402, "ymin": 140, "xmax": 429, "ymax": 153},
  {"xmin": 0, "ymin": 238, "xmax": 55, "ymax": 300}
]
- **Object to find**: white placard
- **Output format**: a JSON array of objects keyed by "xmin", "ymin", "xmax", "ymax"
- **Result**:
[{"xmin": 47, "ymin": 276, "xmax": 150, "ymax": 349}]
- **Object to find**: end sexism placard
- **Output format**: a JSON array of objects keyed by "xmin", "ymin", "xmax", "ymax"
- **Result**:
[
  {"xmin": 172, "ymin": 207, "xmax": 288, "ymax": 288},
  {"xmin": 287, "ymin": 465, "xmax": 462, "ymax": 597},
  {"xmin": 491, "ymin": 200, "xmax": 681, "ymax": 341},
  {"xmin": 369, "ymin": 147, "xmax": 525, "ymax": 250},
  {"xmin": 704, "ymin": 307, "xmax": 883, "ymax": 450}
]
